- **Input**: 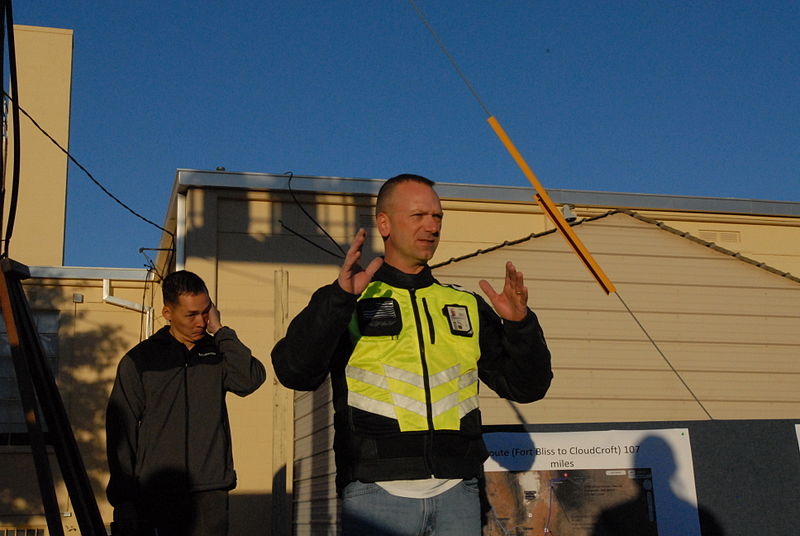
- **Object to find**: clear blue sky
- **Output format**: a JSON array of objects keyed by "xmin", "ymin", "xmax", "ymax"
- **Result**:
[{"xmin": 14, "ymin": 1, "xmax": 800, "ymax": 268}]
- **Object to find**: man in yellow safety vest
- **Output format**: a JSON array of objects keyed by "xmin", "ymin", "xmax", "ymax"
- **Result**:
[{"xmin": 272, "ymin": 174, "xmax": 551, "ymax": 536}]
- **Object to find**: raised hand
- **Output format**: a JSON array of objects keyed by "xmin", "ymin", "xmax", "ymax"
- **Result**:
[
  {"xmin": 338, "ymin": 228, "xmax": 383, "ymax": 295},
  {"xmin": 479, "ymin": 261, "xmax": 528, "ymax": 322},
  {"xmin": 207, "ymin": 302, "xmax": 223, "ymax": 335}
]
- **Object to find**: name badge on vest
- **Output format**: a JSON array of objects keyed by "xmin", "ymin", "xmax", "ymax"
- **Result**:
[
  {"xmin": 443, "ymin": 304, "xmax": 473, "ymax": 337},
  {"xmin": 357, "ymin": 298, "xmax": 402, "ymax": 336}
]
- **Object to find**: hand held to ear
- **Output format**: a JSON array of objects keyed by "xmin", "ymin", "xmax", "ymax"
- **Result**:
[{"xmin": 207, "ymin": 302, "xmax": 222, "ymax": 335}]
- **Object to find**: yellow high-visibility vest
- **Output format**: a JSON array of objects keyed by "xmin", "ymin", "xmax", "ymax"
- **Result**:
[{"xmin": 346, "ymin": 280, "xmax": 482, "ymax": 432}]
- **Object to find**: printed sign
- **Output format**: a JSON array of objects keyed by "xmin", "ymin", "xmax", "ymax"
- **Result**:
[{"xmin": 483, "ymin": 429, "xmax": 700, "ymax": 536}]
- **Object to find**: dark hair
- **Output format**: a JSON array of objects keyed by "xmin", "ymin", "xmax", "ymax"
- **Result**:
[
  {"xmin": 162, "ymin": 270, "xmax": 208, "ymax": 305},
  {"xmin": 375, "ymin": 174, "xmax": 436, "ymax": 216}
]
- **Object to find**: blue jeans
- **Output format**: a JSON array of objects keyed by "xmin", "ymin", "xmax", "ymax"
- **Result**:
[{"xmin": 341, "ymin": 479, "xmax": 481, "ymax": 536}]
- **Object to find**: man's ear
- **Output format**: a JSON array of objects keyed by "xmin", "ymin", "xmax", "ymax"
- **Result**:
[
  {"xmin": 162, "ymin": 304, "xmax": 172, "ymax": 322},
  {"xmin": 377, "ymin": 212, "xmax": 390, "ymax": 239}
]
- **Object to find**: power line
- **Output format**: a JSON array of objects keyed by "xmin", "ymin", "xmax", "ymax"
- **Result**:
[
  {"xmin": 2, "ymin": 90, "xmax": 174, "ymax": 239},
  {"xmin": 1, "ymin": 1, "xmax": 22, "ymax": 258},
  {"xmin": 286, "ymin": 172, "xmax": 346, "ymax": 256},
  {"xmin": 279, "ymin": 172, "xmax": 346, "ymax": 259},
  {"xmin": 615, "ymin": 291, "xmax": 714, "ymax": 420},
  {"xmin": 408, "ymin": 1, "xmax": 712, "ymax": 419},
  {"xmin": 278, "ymin": 220, "xmax": 344, "ymax": 260},
  {"xmin": 407, "ymin": 0, "xmax": 492, "ymax": 117}
]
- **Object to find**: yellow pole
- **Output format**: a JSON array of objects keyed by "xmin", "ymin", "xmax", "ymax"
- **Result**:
[{"xmin": 487, "ymin": 116, "xmax": 616, "ymax": 294}]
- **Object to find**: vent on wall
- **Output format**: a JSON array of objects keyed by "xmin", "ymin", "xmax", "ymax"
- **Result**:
[
  {"xmin": 698, "ymin": 229, "xmax": 741, "ymax": 244},
  {"xmin": 0, "ymin": 529, "xmax": 46, "ymax": 536}
]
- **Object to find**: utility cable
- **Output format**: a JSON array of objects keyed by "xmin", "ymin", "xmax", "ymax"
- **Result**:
[
  {"xmin": 409, "ymin": 1, "xmax": 711, "ymax": 419},
  {"xmin": 278, "ymin": 221, "xmax": 344, "ymax": 260},
  {"xmin": 615, "ymin": 291, "xmax": 714, "ymax": 420},
  {"xmin": 410, "ymin": 0, "xmax": 615, "ymax": 295},
  {"xmin": 278, "ymin": 172, "xmax": 346, "ymax": 259},
  {"xmin": 139, "ymin": 247, "xmax": 172, "ymax": 282},
  {"xmin": 1, "ymin": 90, "xmax": 174, "ymax": 239},
  {"xmin": 285, "ymin": 172, "xmax": 346, "ymax": 256},
  {"xmin": 408, "ymin": 0, "xmax": 491, "ymax": 117},
  {"xmin": 1, "ymin": 99, "xmax": 7, "ymax": 219},
  {"xmin": 2, "ymin": 1, "xmax": 21, "ymax": 258},
  {"xmin": 0, "ymin": 1, "xmax": 7, "ymax": 234}
]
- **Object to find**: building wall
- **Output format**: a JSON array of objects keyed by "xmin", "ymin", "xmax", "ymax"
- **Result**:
[
  {"xmin": 569, "ymin": 206, "xmax": 800, "ymax": 278},
  {"xmin": 172, "ymin": 183, "xmax": 799, "ymax": 536},
  {"xmin": 176, "ymin": 185, "xmax": 537, "ymax": 534},
  {"xmin": 5, "ymin": 25, "xmax": 73, "ymax": 266},
  {"xmin": 178, "ymin": 187, "xmax": 389, "ymax": 535},
  {"xmin": 435, "ymin": 212, "xmax": 800, "ymax": 423},
  {"xmin": 5, "ymin": 178, "xmax": 784, "ymax": 533},
  {"xmin": 660, "ymin": 214, "xmax": 800, "ymax": 277},
  {"xmin": 1, "ymin": 273, "xmax": 155, "ymax": 533}
]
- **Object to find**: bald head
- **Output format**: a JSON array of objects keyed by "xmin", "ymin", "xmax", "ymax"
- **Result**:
[
  {"xmin": 376, "ymin": 174, "xmax": 436, "ymax": 217},
  {"xmin": 375, "ymin": 175, "xmax": 442, "ymax": 274}
]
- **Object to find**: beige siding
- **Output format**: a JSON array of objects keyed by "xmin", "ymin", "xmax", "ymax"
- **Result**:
[
  {"xmin": 198, "ymin": 192, "xmax": 800, "ymax": 536},
  {"xmin": 480, "ymin": 397, "xmax": 712, "ymax": 424},
  {"xmin": 550, "ymin": 339, "xmax": 800, "ymax": 373},
  {"xmin": 293, "ymin": 382, "xmax": 338, "ymax": 536},
  {"xmin": 434, "ymin": 212, "xmax": 800, "ymax": 425},
  {"xmin": 645, "ymin": 213, "xmax": 800, "ymax": 277},
  {"xmin": 171, "ymin": 185, "xmax": 799, "ymax": 536}
]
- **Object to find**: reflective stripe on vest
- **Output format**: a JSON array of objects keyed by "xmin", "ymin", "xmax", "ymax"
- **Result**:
[{"xmin": 346, "ymin": 364, "xmax": 479, "ymax": 425}]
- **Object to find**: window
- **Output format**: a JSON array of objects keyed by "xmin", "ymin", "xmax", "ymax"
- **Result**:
[{"xmin": 0, "ymin": 311, "xmax": 59, "ymax": 445}]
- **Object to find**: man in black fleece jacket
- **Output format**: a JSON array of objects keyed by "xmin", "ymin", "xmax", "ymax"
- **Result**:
[{"xmin": 106, "ymin": 270, "xmax": 266, "ymax": 536}]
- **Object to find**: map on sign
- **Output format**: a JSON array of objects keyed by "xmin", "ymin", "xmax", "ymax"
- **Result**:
[
  {"xmin": 484, "ymin": 468, "xmax": 657, "ymax": 536},
  {"xmin": 482, "ymin": 429, "xmax": 701, "ymax": 536}
]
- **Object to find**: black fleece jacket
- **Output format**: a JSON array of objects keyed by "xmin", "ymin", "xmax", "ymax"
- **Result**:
[{"xmin": 106, "ymin": 326, "xmax": 265, "ymax": 514}]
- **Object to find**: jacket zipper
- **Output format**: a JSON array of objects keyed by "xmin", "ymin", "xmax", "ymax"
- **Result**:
[
  {"xmin": 409, "ymin": 289, "xmax": 435, "ymax": 475},
  {"xmin": 184, "ymin": 352, "xmax": 190, "ymax": 488},
  {"xmin": 422, "ymin": 298, "xmax": 436, "ymax": 344}
]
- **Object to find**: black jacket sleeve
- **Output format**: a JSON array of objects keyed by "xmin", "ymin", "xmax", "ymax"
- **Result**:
[
  {"xmin": 105, "ymin": 354, "xmax": 144, "ymax": 512},
  {"xmin": 216, "ymin": 326, "xmax": 267, "ymax": 396},
  {"xmin": 475, "ymin": 295, "xmax": 552, "ymax": 403},
  {"xmin": 271, "ymin": 282, "xmax": 357, "ymax": 391}
]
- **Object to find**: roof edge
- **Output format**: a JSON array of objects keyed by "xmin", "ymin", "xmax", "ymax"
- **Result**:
[
  {"xmin": 619, "ymin": 210, "xmax": 800, "ymax": 284},
  {"xmin": 174, "ymin": 169, "xmax": 800, "ymax": 217},
  {"xmin": 29, "ymin": 266, "xmax": 153, "ymax": 281},
  {"xmin": 432, "ymin": 210, "xmax": 800, "ymax": 285}
]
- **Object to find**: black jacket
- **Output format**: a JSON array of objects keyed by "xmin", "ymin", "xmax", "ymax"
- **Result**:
[
  {"xmin": 106, "ymin": 326, "xmax": 266, "ymax": 512},
  {"xmin": 271, "ymin": 263, "xmax": 551, "ymax": 491}
]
